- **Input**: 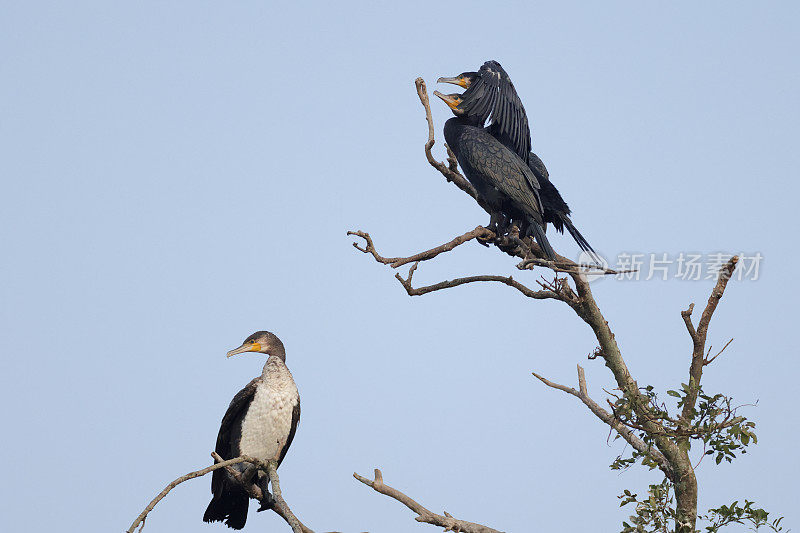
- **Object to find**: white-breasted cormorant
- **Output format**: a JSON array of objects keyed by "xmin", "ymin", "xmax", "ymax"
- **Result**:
[
  {"xmin": 438, "ymin": 61, "xmax": 599, "ymax": 262},
  {"xmin": 434, "ymin": 91, "xmax": 556, "ymax": 259},
  {"xmin": 203, "ymin": 331, "xmax": 300, "ymax": 530}
]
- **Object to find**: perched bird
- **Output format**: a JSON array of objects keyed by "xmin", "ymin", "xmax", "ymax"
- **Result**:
[
  {"xmin": 438, "ymin": 61, "xmax": 599, "ymax": 261},
  {"xmin": 434, "ymin": 91, "xmax": 556, "ymax": 259},
  {"xmin": 203, "ymin": 331, "xmax": 300, "ymax": 530}
]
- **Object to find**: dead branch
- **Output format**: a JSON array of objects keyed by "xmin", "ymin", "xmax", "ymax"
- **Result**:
[
  {"xmin": 394, "ymin": 260, "xmax": 563, "ymax": 301},
  {"xmin": 705, "ymin": 338, "xmax": 734, "ymax": 366},
  {"xmin": 127, "ymin": 454, "xmax": 314, "ymax": 533},
  {"xmin": 354, "ymin": 468, "xmax": 503, "ymax": 533},
  {"xmin": 348, "ymin": 227, "xmax": 492, "ymax": 269},
  {"xmin": 348, "ymin": 228, "xmax": 623, "ymax": 304},
  {"xmin": 532, "ymin": 365, "xmax": 672, "ymax": 475}
]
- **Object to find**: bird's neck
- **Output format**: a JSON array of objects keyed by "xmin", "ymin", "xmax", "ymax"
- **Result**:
[
  {"xmin": 443, "ymin": 116, "xmax": 480, "ymax": 155},
  {"xmin": 262, "ymin": 355, "xmax": 287, "ymax": 377}
]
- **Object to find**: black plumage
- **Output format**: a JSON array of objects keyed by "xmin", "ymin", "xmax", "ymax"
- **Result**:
[
  {"xmin": 435, "ymin": 92, "xmax": 556, "ymax": 259},
  {"xmin": 439, "ymin": 60, "xmax": 599, "ymax": 262}
]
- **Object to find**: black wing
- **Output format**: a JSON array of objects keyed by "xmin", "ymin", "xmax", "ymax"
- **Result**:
[
  {"xmin": 459, "ymin": 60, "xmax": 531, "ymax": 163},
  {"xmin": 458, "ymin": 67, "xmax": 499, "ymax": 127},
  {"xmin": 277, "ymin": 399, "xmax": 300, "ymax": 467},
  {"xmin": 528, "ymin": 152, "xmax": 550, "ymax": 182},
  {"xmin": 459, "ymin": 127, "xmax": 544, "ymax": 223},
  {"xmin": 210, "ymin": 377, "xmax": 260, "ymax": 496}
]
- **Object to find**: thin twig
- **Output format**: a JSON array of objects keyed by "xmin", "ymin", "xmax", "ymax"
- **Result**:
[{"xmin": 705, "ymin": 338, "xmax": 734, "ymax": 366}]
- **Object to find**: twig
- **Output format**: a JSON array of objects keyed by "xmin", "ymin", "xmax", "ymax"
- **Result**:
[
  {"xmin": 532, "ymin": 365, "xmax": 672, "ymax": 475},
  {"xmin": 354, "ymin": 468, "xmax": 503, "ymax": 533},
  {"xmin": 705, "ymin": 338, "xmax": 734, "ymax": 366}
]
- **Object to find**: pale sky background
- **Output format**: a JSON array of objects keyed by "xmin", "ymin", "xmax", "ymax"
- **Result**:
[{"xmin": 1, "ymin": 2, "xmax": 798, "ymax": 532}]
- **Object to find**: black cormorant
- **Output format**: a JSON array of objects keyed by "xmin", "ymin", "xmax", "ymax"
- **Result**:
[
  {"xmin": 203, "ymin": 331, "xmax": 300, "ymax": 530},
  {"xmin": 434, "ymin": 91, "xmax": 556, "ymax": 259},
  {"xmin": 438, "ymin": 61, "xmax": 599, "ymax": 261}
]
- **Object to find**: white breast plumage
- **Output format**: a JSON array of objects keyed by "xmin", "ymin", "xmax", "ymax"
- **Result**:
[{"xmin": 238, "ymin": 358, "xmax": 298, "ymax": 462}]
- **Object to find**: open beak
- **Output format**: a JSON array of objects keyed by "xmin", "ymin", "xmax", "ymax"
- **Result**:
[
  {"xmin": 433, "ymin": 90, "xmax": 461, "ymax": 111},
  {"xmin": 227, "ymin": 342, "xmax": 262, "ymax": 358},
  {"xmin": 437, "ymin": 76, "xmax": 469, "ymax": 89}
]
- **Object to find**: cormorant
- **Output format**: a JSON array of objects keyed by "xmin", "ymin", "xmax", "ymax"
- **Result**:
[
  {"xmin": 438, "ymin": 61, "xmax": 599, "ymax": 261},
  {"xmin": 434, "ymin": 91, "xmax": 556, "ymax": 259},
  {"xmin": 203, "ymin": 331, "xmax": 300, "ymax": 530}
]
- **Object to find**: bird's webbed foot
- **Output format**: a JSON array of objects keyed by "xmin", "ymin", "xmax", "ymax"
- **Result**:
[
  {"xmin": 481, "ymin": 212, "xmax": 508, "ymax": 243},
  {"xmin": 256, "ymin": 476, "xmax": 275, "ymax": 512},
  {"xmin": 256, "ymin": 492, "xmax": 275, "ymax": 512}
]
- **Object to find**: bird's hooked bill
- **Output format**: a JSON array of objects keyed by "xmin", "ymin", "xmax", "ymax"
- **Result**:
[
  {"xmin": 226, "ymin": 342, "xmax": 261, "ymax": 357},
  {"xmin": 437, "ymin": 76, "xmax": 469, "ymax": 88},
  {"xmin": 433, "ymin": 90, "xmax": 461, "ymax": 110}
]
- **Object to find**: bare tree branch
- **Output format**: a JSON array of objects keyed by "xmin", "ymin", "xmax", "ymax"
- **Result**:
[
  {"xmin": 348, "ymin": 227, "xmax": 493, "ymax": 269},
  {"xmin": 354, "ymin": 468, "xmax": 503, "ymax": 533},
  {"xmin": 679, "ymin": 256, "xmax": 739, "ymax": 426},
  {"xmin": 532, "ymin": 365, "xmax": 672, "ymax": 474},
  {"xmin": 394, "ymin": 260, "xmax": 563, "ymax": 301},
  {"xmin": 127, "ymin": 454, "xmax": 314, "ymax": 533},
  {"xmin": 348, "ymin": 228, "xmax": 626, "ymax": 307}
]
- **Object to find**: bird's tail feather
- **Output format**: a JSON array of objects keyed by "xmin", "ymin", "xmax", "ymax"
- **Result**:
[
  {"xmin": 562, "ymin": 217, "xmax": 601, "ymax": 264},
  {"xmin": 527, "ymin": 219, "xmax": 557, "ymax": 260},
  {"xmin": 204, "ymin": 492, "xmax": 249, "ymax": 530}
]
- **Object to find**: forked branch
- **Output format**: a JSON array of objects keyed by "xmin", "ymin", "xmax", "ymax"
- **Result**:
[
  {"xmin": 354, "ymin": 468, "xmax": 503, "ymax": 533},
  {"xmin": 680, "ymin": 256, "xmax": 739, "ymax": 426},
  {"xmin": 532, "ymin": 365, "xmax": 671, "ymax": 475}
]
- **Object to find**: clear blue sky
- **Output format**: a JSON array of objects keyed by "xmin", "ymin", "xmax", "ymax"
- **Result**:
[{"xmin": 1, "ymin": 2, "xmax": 798, "ymax": 532}]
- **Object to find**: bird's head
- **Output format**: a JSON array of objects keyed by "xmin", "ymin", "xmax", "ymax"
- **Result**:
[
  {"xmin": 437, "ymin": 71, "xmax": 479, "ymax": 89},
  {"xmin": 227, "ymin": 331, "xmax": 286, "ymax": 361},
  {"xmin": 433, "ymin": 91, "xmax": 465, "ymax": 114}
]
